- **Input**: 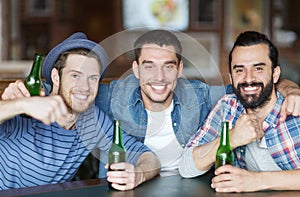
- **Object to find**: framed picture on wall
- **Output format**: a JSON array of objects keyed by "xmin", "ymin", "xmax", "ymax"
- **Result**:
[
  {"xmin": 224, "ymin": 0, "xmax": 270, "ymax": 49},
  {"xmin": 122, "ymin": 0, "xmax": 189, "ymax": 31}
]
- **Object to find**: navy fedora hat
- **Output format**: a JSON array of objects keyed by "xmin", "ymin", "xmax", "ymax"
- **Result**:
[{"xmin": 42, "ymin": 32, "xmax": 109, "ymax": 85}]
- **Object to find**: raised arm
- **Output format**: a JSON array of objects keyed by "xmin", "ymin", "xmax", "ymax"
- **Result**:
[
  {"xmin": 0, "ymin": 96, "xmax": 67, "ymax": 125},
  {"xmin": 1, "ymin": 80, "xmax": 45, "ymax": 100},
  {"xmin": 0, "ymin": 99, "xmax": 27, "ymax": 122}
]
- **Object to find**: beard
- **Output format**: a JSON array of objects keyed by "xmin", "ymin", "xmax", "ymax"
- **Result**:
[
  {"xmin": 58, "ymin": 86, "xmax": 92, "ymax": 114},
  {"xmin": 233, "ymin": 80, "xmax": 273, "ymax": 109}
]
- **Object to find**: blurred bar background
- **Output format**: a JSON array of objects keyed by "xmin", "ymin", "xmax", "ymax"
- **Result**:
[{"xmin": 0, "ymin": 0, "xmax": 299, "ymax": 95}]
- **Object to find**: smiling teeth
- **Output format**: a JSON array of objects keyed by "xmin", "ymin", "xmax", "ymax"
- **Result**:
[
  {"xmin": 151, "ymin": 85, "xmax": 165, "ymax": 90},
  {"xmin": 74, "ymin": 94, "xmax": 87, "ymax": 100},
  {"xmin": 244, "ymin": 86, "xmax": 257, "ymax": 91}
]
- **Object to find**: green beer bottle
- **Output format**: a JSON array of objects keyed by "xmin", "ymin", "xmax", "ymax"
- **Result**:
[
  {"xmin": 24, "ymin": 53, "xmax": 43, "ymax": 96},
  {"xmin": 215, "ymin": 121, "xmax": 233, "ymax": 169},
  {"xmin": 108, "ymin": 120, "xmax": 126, "ymax": 188}
]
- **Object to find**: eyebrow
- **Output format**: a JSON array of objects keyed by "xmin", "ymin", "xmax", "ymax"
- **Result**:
[
  {"xmin": 141, "ymin": 60, "xmax": 177, "ymax": 65},
  {"xmin": 232, "ymin": 62, "xmax": 266, "ymax": 69},
  {"xmin": 67, "ymin": 70, "xmax": 82, "ymax": 74},
  {"xmin": 141, "ymin": 60, "xmax": 153, "ymax": 64},
  {"xmin": 67, "ymin": 70, "xmax": 100, "ymax": 77}
]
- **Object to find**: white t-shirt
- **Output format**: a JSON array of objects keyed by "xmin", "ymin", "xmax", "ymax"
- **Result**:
[{"xmin": 144, "ymin": 101, "xmax": 183, "ymax": 177}]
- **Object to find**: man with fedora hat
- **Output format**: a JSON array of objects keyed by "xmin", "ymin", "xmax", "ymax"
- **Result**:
[{"xmin": 0, "ymin": 32, "xmax": 160, "ymax": 190}]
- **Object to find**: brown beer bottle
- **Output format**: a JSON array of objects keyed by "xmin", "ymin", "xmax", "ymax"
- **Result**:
[
  {"xmin": 24, "ymin": 53, "xmax": 43, "ymax": 96},
  {"xmin": 215, "ymin": 121, "xmax": 233, "ymax": 168},
  {"xmin": 108, "ymin": 120, "xmax": 126, "ymax": 189}
]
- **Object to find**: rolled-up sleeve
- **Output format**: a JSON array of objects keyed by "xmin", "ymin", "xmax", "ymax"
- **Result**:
[{"xmin": 178, "ymin": 146, "xmax": 208, "ymax": 178}]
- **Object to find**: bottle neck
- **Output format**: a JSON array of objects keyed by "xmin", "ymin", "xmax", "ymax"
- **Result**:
[
  {"xmin": 29, "ymin": 54, "xmax": 43, "ymax": 77},
  {"xmin": 113, "ymin": 120, "xmax": 123, "ymax": 146},
  {"xmin": 220, "ymin": 121, "xmax": 230, "ymax": 146}
]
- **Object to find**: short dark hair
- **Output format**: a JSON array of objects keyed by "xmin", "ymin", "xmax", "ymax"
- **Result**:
[
  {"xmin": 134, "ymin": 30, "xmax": 182, "ymax": 64},
  {"xmin": 228, "ymin": 31, "xmax": 279, "ymax": 73}
]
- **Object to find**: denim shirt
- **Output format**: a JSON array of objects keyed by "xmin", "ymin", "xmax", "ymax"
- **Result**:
[{"xmin": 96, "ymin": 74, "xmax": 228, "ymax": 147}]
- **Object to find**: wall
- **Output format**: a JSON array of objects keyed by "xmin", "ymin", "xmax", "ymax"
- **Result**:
[{"xmin": 1, "ymin": 0, "xmax": 300, "ymax": 86}]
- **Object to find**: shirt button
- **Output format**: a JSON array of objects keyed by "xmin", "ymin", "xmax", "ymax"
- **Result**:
[
  {"xmin": 181, "ymin": 144, "xmax": 185, "ymax": 147},
  {"xmin": 173, "ymin": 122, "xmax": 177, "ymax": 127},
  {"xmin": 240, "ymin": 149, "xmax": 244, "ymax": 153}
]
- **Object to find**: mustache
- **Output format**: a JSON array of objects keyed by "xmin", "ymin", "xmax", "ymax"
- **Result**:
[{"xmin": 237, "ymin": 82, "xmax": 263, "ymax": 89}]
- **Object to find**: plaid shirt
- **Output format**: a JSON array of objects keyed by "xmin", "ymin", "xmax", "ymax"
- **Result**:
[{"xmin": 187, "ymin": 91, "xmax": 300, "ymax": 170}]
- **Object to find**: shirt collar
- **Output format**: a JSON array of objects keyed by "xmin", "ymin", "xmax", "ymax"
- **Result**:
[
  {"xmin": 264, "ymin": 91, "xmax": 283, "ymax": 128},
  {"xmin": 131, "ymin": 86, "xmax": 143, "ymax": 106}
]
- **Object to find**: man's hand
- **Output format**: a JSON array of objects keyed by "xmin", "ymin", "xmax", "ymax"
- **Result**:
[
  {"xmin": 280, "ymin": 90, "xmax": 300, "ymax": 121},
  {"xmin": 1, "ymin": 80, "xmax": 45, "ymax": 100},
  {"xmin": 211, "ymin": 165, "xmax": 262, "ymax": 193},
  {"xmin": 230, "ymin": 112, "xmax": 264, "ymax": 149},
  {"xmin": 106, "ymin": 152, "xmax": 160, "ymax": 191},
  {"xmin": 22, "ymin": 96, "xmax": 68, "ymax": 125},
  {"xmin": 0, "ymin": 95, "xmax": 67, "ymax": 125},
  {"xmin": 276, "ymin": 79, "xmax": 300, "ymax": 121},
  {"xmin": 106, "ymin": 162, "xmax": 141, "ymax": 191}
]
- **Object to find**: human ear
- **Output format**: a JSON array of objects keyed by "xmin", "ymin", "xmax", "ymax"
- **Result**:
[
  {"xmin": 177, "ymin": 60, "xmax": 183, "ymax": 78},
  {"xmin": 51, "ymin": 68, "xmax": 60, "ymax": 86},
  {"xmin": 132, "ymin": 61, "xmax": 140, "ymax": 79},
  {"xmin": 273, "ymin": 66, "xmax": 281, "ymax": 83}
]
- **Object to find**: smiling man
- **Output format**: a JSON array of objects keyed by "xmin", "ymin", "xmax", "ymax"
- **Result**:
[
  {"xmin": 179, "ymin": 31, "xmax": 300, "ymax": 193},
  {"xmin": 96, "ymin": 30, "xmax": 215, "ymax": 177},
  {"xmin": 0, "ymin": 32, "xmax": 160, "ymax": 190},
  {"xmin": 232, "ymin": 47, "xmax": 276, "ymax": 110}
]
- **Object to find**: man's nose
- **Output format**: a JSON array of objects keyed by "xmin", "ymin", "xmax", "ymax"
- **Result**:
[
  {"xmin": 155, "ymin": 67, "xmax": 165, "ymax": 81},
  {"xmin": 244, "ymin": 69, "xmax": 256, "ymax": 82},
  {"xmin": 76, "ymin": 78, "xmax": 90, "ymax": 90}
]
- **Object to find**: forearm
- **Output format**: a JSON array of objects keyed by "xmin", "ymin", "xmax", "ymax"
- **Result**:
[
  {"xmin": 276, "ymin": 78, "xmax": 299, "ymax": 97},
  {"xmin": 0, "ymin": 99, "xmax": 25, "ymax": 123},
  {"xmin": 134, "ymin": 152, "xmax": 161, "ymax": 186},
  {"xmin": 259, "ymin": 169, "xmax": 300, "ymax": 191},
  {"xmin": 192, "ymin": 138, "xmax": 220, "ymax": 171}
]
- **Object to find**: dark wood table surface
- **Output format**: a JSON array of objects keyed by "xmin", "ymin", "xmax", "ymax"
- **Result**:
[{"xmin": 0, "ymin": 172, "xmax": 299, "ymax": 197}]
